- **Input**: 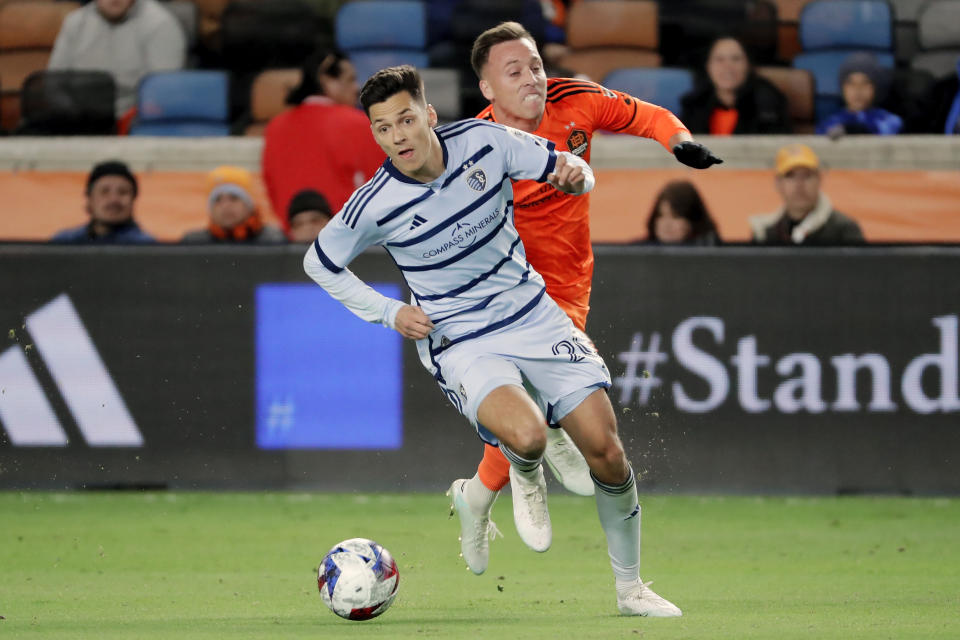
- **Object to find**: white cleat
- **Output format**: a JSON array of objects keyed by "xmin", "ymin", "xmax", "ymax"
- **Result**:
[
  {"xmin": 508, "ymin": 466, "xmax": 552, "ymax": 552},
  {"xmin": 447, "ymin": 479, "xmax": 501, "ymax": 575},
  {"xmin": 543, "ymin": 427, "xmax": 594, "ymax": 496},
  {"xmin": 616, "ymin": 580, "xmax": 683, "ymax": 617}
]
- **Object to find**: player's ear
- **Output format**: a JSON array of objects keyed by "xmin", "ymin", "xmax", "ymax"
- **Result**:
[
  {"xmin": 479, "ymin": 79, "xmax": 493, "ymax": 102},
  {"xmin": 426, "ymin": 103, "xmax": 438, "ymax": 127}
]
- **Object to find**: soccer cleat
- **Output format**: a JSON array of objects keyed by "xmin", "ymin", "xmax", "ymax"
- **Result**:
[
  {"xmin": 543, "ymin": 427, "xmax": 594, "ymax": 496},
  {"xmin": 508, "ymin": 465, "xmax": 552, "ymax": 552},
  {"xmin": 447, "ymin": 479, "xmax": 501, "ymax": 575},
  {"xmin": 616, "ymin": 580, "xmax": 683, "ymax": 617}
]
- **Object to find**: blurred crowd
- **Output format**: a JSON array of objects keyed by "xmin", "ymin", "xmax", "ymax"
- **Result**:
[{"xmin": 3, "ymin": 0, "xmax": 958, "ymax": 245}]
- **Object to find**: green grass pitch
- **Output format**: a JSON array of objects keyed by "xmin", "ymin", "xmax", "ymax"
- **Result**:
[{"xmin": 1, "ymin": 492, "xmax": 958, "ymax": 639}]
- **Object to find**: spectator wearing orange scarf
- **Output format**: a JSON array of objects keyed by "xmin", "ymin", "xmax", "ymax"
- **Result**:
[{"xmin": 181, "ymin": 166, "xmax": 287, "ymax": 244}]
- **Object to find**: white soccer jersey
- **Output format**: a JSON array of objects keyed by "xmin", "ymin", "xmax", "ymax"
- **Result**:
[{"xmin": 311, "ymin": 119, "xmax": 565, "ymax": 347}]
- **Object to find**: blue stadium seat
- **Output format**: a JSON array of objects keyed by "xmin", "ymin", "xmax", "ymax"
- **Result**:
[
  {"xmin": 793, "ymin": 50, "xmax": 895, "ymax": 120},
  {"xmin": 130, "ymin": 71, "xmax": 230, "ymax": 137},
  {"xmin": 336, "ymin": 1, "xmax": 427, "ymax": 50},
  {"xmin": 350, "ymin": 51, "xmax": 431, "ymax": 86},
  {"xmin": 336, "ymin": 1, "xmax": 428, "ymax": 85},
  {"xmin": 602, "ymin": 68, "xmax": 694, "ymax": 116},
  {"xmin": 799, "ymin": 0, "xmax": 893, "ymax": 51}
]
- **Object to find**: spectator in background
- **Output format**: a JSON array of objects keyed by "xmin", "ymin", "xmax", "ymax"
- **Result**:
[
  {"xmin": 52, "ymin": 160, "xmax": 155, "ymax": 244},
  {"xmin": 182, "ymin": 166, "xmax": 286, "ymax": 245},
  {"xmin": 817, "ymin": 53, "xmax": 902, "ymax": 137},
  {"xmin": 262, "ymin": 48, "xmax": 384, "ymax": 231},
  {"xmin": 48, "ymin": 0, "xmax": 186, "ymax": 122},
  {"xmin": 643, "ymin": 180, "xmax": 721, "ymax": 246},
  {"xmin": 287, "ymin": 189, "xmax": 333, "ymax": 243},
  {"xmin": 681, "ymin": 36, "xmax": 792, "ymax": 135},
  {"xmin": 750, "ymin": 144, "xmax": 864, "ymax": 246}
]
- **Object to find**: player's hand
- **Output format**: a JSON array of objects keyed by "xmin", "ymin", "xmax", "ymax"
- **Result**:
[
  {"xmin": 394, "ymin": 305, "xmax": 434, "ymax": 340},
  {"xmin": 547, "ymin": 153, "xmax": 586, "ymax": 194},
  {"xmin": 673, "ymin": 141, "xmax": 723, "ymax": 169}
]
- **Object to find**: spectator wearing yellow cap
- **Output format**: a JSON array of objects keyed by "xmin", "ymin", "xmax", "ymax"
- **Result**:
[
  {"xmin": 182, "ymin": 166, "xmax": 287, "ymax": 244},
  {"xmin": 749, "ymin": 144, "xmax": 865, "ymax": 245}
]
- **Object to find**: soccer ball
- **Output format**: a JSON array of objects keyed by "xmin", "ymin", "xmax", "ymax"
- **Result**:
[{"xmin": 317, "ymin": 537, "xmax": 399, "ymax": 621}]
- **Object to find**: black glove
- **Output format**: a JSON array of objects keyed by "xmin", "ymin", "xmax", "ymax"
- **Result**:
[{"xmin": 672, "ymin": 141, "xmax": 723, "ymax": 169}]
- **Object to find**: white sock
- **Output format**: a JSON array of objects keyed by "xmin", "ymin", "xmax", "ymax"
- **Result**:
[
  {"xmin": 463, "ymin": 473, "xmax": 497, "ymax": 516},
  {"xmin": 500, "ymin": 444, "xmax": 543, "ymax": 481},
  {"xmin": 593, "ymin": 467, "xmax": 641, "ymax": 585}
]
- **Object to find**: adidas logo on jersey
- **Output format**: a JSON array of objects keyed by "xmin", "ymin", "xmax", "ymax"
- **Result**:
[{"xmin": 409, "ymin": 214, "xmax": 427, "ymax": 230}]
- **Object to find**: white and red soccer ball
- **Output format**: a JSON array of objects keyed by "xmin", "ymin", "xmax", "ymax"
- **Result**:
[{"xmin": 317, "ymin": 538, "xmax": 399, "ymax": 621}]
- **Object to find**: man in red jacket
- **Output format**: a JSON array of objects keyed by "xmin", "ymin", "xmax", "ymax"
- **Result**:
[{"xmin": 262, "ymin": 48, "xmax": 384, "ymax": 230}]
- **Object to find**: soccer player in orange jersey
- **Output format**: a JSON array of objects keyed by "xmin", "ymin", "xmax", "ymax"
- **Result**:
[{"xmin": 447, "ymin": 22, "xmax": 720, "ymax": 616}]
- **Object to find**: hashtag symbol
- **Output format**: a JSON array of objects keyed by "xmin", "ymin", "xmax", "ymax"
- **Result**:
[
  {"xmin": 267, "ymin": 398, "xmax": 295, "ymax": 435},
  {"xmin": 613, "ymin": 332, "xmax": 669, "ymax": 406}
]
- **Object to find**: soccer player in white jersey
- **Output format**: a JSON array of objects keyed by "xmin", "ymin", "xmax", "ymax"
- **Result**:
[{"xmin": 303, "ymin": 65, "xmax": 681, "ymax": 617}]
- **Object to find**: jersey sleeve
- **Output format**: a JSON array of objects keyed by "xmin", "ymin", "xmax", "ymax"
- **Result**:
[
  {"xmin": 588, "ymin": 83, "xmax": 689, "ymax": 152},
  {"xmin": 497, "ymin": 125, "xmax": 558, "ymax": 183},
  {"xmin": 313, "ymin": 191, "xmax": 383, "ymax": 272}
]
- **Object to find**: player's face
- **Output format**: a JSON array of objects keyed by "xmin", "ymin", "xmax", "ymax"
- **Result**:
[
  {"xmin": 210, "ymin": 193, "xmax": 253, "ymax": 229},
  {"xmin": 776, "ymin": 167, "xmax": 821, "ymax": 219},
  {"xmin": 289, "ymin": 210, "xmax": 331, "ymax": 243},
  {"xmin": 707, "ymin": 38, "xmax": 749, "ymax": 94},
  {"xmin": 86, "ymin": 176, "xmax": 135, "ymax": 225},
  {"xmin": 842, "ymin": 72, "xmax": 875, "ymax": 113},
  {"xmin": 653, "ymin": 200, "xmax": 692, "ymax": 244},
  {"xmin": 369, "ymin": 91, "xmax": 440, "ymax": 181},
  {"xmin": 479, "ymin": 38, "xmax": 547, "ymax": 122}
]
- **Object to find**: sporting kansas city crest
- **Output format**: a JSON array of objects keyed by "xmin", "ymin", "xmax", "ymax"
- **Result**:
[{"xmin": 466, "ymin": 168, "xmax": 487, "ymax": 191}]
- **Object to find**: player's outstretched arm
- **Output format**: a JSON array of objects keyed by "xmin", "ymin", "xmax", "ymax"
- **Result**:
[
  {"xmin": 303, "ymin": 245, "xmax": 405, "ymax": 329},
  {"xmin": 394, "ymin": 305, "xmax": 434, "ymax": 340},
  {"xmin": 670, "ymin": 132, "xmax": 723, "ymax": 169},
  {"xmin": 547, "ymin": 152, "xmax": 595, "ymax": 195}
]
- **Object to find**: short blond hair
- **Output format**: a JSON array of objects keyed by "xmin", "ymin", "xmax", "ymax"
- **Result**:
[{"xmin": 470, "ymin": 21, "xmax": 536, "ymax": 78}]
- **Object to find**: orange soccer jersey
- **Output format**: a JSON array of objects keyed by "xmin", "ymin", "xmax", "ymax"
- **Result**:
[{"xmin": 476, "ymin": 78, "xmax": 688, "ymax": 330}]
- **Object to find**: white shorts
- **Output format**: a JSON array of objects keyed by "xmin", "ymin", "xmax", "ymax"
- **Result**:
[{"xmin": 417, "ymin": 292, "xmax": 611, "ymax": 445}]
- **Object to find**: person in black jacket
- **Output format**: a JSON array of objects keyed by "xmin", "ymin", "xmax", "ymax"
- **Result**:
[{"xmin": 680, "ymin": 36, "xmax": 792, "ymax": 135}]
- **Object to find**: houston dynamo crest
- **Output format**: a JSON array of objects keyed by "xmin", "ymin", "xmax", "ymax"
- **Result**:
[{"xmin": 466, "ymin": 168, "xmax": 487, "ymax": 191}]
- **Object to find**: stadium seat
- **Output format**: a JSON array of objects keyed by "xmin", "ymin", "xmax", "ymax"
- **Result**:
[
  {"xmin": 349, "ymin": 50, "xmax": 430, "ymax": 87},
  {"xmin": 794, "ymin": 0, "xmax": 895, "ymax": 121},
  {"xmin": 799, "ymin": 0, "xmax": 894, "ymax": 51},
  {"xmin": 889, "ymin": 0, "xmax": 926, "ymax": 63},
  {"xmin": 129, "ymin": 70, "xmax": 230, "ymax": 136},
  {"xmin": 0, "ymin": 0, "xmax": 79, "ymax": 130},
  {"xmin": 912, "ymin": 0, "xmax": 960, "ymax": 79},
  {"xmin": 755, "ymin": 66, "xmax": 815, "ymax": 132},
  {"xmin": 336, "ymin": 0, "xmax": 426, "ymax": 51},
  {"xmin": 793, "ymin": 50, "xmax": 895, "ymax": 120},
  {"xmin": 244, "ymin": 67, "xmax": 299, "ymax": 136},
  {"xmin": 15, "ymin": 69, "xmax": 115, "ymax": 134},
  {"xmin": 556, "ymin": 0, "xmax": 660, "ymax": 83},
  {"xmin": 220, "ymin": 0, "xmax": 327, "ymax": 73},
  {"xmin": 336, "ymin": 0, "xmax": 427, "ymax": 84},
  {"xmin": 658, "ymin": 0, "xmax": 779, "ymax": 67},
  {"xmin": 419, "ymin": 67, "xmax": 461, "ymax": 122},
  {"xmin": 773, "ymin": 0, "xmax": 814, "ymax": 62},
  {"xmin": 602, "ymin": 67, "xmax": 694, "ymax": 115}
]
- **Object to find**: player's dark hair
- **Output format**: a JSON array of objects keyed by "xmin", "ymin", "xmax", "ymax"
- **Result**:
[
  {"xmin": 286, "ymin": 47, "xmax": 350, "ymax": 106},
  {"xmin": 646, "ymin": 180, "xmax": 720, "ymax": 244},
  {"xmin": 471, "ymin": 21, "xmax": 537, "ymax": 79},
  {"xmin": 359, "ymin": 65, "xmax": 425, "ymax": 116}
]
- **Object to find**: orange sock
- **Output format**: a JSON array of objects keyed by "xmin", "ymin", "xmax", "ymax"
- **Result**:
[{"xmin": 477, "ymin": 443, "xmax": 511, "ymax": 491}]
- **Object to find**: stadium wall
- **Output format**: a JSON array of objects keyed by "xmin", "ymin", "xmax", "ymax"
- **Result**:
[{"xmin": 1, "ymin": 245, "xmax": 957, "ymax": 495}]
